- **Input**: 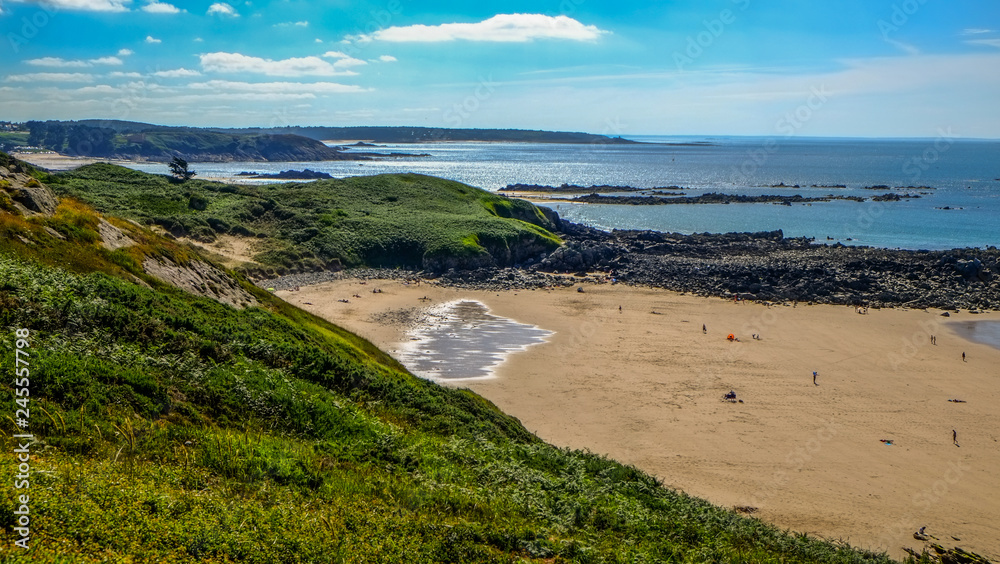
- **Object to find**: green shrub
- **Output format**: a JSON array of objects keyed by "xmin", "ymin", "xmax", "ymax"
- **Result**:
[{"xmin": 188, "ymin": 195, "xmax": 209, "ymax": 211}]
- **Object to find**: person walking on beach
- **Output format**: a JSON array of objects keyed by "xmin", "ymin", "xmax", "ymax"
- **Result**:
[
  {"xmin": 813, "ymin": 371, "xmax": 818, "ymax": 385},
  {"xmin": 953, "ymin": 429, "xmax": 959, "ymax": 446},
  {"xmin": 962, "ymin": 352, "xmax": 966, "ymax": 362},
  {"xmin": 703, "ymin": 324, "xmax": 707, "ymax": 334}
]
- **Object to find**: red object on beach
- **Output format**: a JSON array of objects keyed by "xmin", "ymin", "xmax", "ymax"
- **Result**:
[{"xmin": 727, "ymin": 333, "xmax": 735, "ymax": 341}]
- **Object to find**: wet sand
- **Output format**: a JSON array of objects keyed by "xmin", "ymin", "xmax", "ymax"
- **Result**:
[
  {"xmin": 278, "ymin": 279, "xmax": 1000, "ymax": 560},
  {"xmin": 396, "ymin": 300, "xmax": 552, "ymax": 380}
]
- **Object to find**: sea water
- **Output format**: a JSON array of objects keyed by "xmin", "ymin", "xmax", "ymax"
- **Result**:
[
  {"xmin": 123, "ymin": 136, "xmax": 1000, "ymax": 250},
  {"xmin": 950, "ymin": 321, "xmax": 1000, "ymax": 351},
  {"xmin": 396, "ymin": 300, "xmax": 552, "ymax": 380}
]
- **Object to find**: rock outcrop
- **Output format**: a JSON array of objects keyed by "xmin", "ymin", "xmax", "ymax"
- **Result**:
[
  {"xmin": 533, "ymin": 227, "xmax": 1000, "ymax": 311},
  {"xmin": 98, "ymin": 218, "xmax": 137, "ymax": 251},
  {"xmin": 0, "ymin": 160, "xmax": 58, "ymax": 217},
  {"xmin": 143, "ymin": 257, "xmax": 259, "ymax": 309}
]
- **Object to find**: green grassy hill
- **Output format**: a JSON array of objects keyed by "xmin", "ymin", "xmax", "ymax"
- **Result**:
[
  {"xmin": 0, "ymin": 153, "xmax": 922, "ymax": 562},
  {"xmin": 74, "ymin": 120, "xmax": 639, "ymax": 144},
  {"xmin": 23, "ymin": 121, "xmax": 353, "ymax": 162},
  {"xmin": 113, "ymin": 131, "xmax": 350, "ymax": 162},
  {"xmin": 226, "ymin": 126, "xmax": 640, "ymax": 144},
  {"xmin": 51, "ymin": 164, "xmax": 562, "ymax": 276}
]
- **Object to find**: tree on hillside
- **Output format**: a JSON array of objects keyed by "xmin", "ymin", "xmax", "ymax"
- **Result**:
[
  {"xmin": 168, "ymin": 156, "xmax": 196, "ymax": 181},
  {"xmin": 44, "ymin": 123, "xmax": 67, "ymax": 152},
  {"xmin": 65, "ymin": 125, "xmax": 115, "ymax": 157},
  {"xmin": 25, "ymin": 121, "xmax": 46, "ymax": 147}
]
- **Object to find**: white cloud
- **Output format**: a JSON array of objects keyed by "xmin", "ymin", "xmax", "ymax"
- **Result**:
[
  {"xmin": 75, "ymin": 84, "xmax": 121, "ymax": 94},
  {"xmin": 315, "ymin": 38, "xmax": 323, "ymax": 43},
  {"xmin": 333, "ymin": 58, "xmax": 366, "ymax": 69},
  {"xmin": 188, "ymin": 80, "xmax": 367, "ymax": 94},
  {"xmin": 109, "ymin": 71, "xmax": 143, "ymax": 78},
  {"xmin": 14, "ymin": 0, "xmax": 131, "ymax": 12},
  {"xmin": 967, "ymin": 38, "xmax": 1000, "ymax": 48},
  {"xmin": 6, "ymin": 73, "xmax": 95, "ymax": 82},
  {"xmin": 153, "ymin": 68, "xmax": 202, "ymax": 77},
  {"xmin": 378, "ymin": 55, "xmax": 397, "ymax": 62},
  {"xmin": 146, "ymin": 35, "xmax": 162, "ymax": 44},
  {"xmin": 962, "ymin": 28, "xmax": 995, "ymax": 35},
  {"xmin": 356, "ymin": 13, "xmax": 609, "ymax": 43},
  {"xmin": 123, "ymin": 80, "xmax": 160, "ymax": 90},
  {"xmin": 274, "ymin": 20, "xmax": 308, "ymax": 27},
  {"xmin": 142, "ymin": 1, "xmax": 179, "ymax": 13},
  {"xmin": 89, "ymin": 56, "xmax": 123, "ymax": 65},
  {"xmin": 118, "ymin": 48, "xmax": 134, "ymax": 56},
  {"xmin": 26, "ymin": 55, "xmax": 122, "ymax": 67},
  {"xmin": 322, "ymin": 51, "xmax": 367, "ymax": 68},
  {"xmin": 884, "ymin": 38, "xmax": 920, "ymax": 56},
  {"xmin": 193, "ymin": 37, "xmax": 204, "ymax": 42},
  {"xmin": 26, "ymin": 57, "xmax": 91, "ymax": 68},
  {"xmin": 207, "ymin": 2, "xmax": 237, "ymax": 16},
  {"xmin": 200, "ymin": 52, "xmax": 357, "ymax": 77}
]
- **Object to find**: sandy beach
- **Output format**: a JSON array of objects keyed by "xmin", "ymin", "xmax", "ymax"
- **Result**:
[
  {"xmin": 10, "ymin": 151, "xmax": 138, "ymax": 171},
  {"xmin": 278, "ymin": 279, "xmax": 1000, "ymax": 560}
]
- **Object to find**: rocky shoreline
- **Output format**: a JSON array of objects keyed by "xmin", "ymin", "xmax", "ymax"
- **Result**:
[
  {"xmin": 259, "ymin": 220, "xmax": 1000, "ymax": 312},
  {"xmin": 571, "ymin": 192, "xmax": 862, "ymax": 205},
  {"xmin": 570, "ymin": 192, "xmax": 922, "ymax": 205},
  {"xmin": 502, "ymin": 183, "xmax": 685, "ymax": 193}
]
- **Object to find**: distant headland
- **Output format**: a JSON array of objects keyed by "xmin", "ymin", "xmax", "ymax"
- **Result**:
[{"xmin": 1, "ymin": 119, "xmax": 648, "ymax": 163}]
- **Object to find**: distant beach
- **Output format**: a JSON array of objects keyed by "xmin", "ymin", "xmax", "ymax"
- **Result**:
[
  {"xmin": 11, "ymin": 151, "xmax": 133, "ymax": 171},
  {"xmin": 279, "ymin": 279, "xmax": 1000, "ymax": 561}
]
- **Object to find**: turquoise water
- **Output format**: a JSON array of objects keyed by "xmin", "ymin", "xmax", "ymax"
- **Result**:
[
  {"xmin": 124, "ymin": 136, "xmax": 1000, "ymax": 250},
  {"xmin": 396, "ymin": 300, "xmax": 551, "ymax": 380}
]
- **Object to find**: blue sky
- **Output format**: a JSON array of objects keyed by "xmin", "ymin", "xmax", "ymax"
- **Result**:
[{"xmin": 1, "ymin": 0, "xmax": 999, "ymax": 137}]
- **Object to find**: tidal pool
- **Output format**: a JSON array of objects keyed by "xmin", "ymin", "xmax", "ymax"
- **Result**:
[{"xmin": 397, "ymin": 300, "xmax": 552, "ymax": 380}]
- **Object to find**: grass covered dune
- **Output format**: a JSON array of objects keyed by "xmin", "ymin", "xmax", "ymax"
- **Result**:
[
  {"xmin": 50, "ymin": 164, "xmax": 562, "ymax": 276},
  {"xmin": 0, "ymin": 153, "xmax": 928, "ymax": 562}
]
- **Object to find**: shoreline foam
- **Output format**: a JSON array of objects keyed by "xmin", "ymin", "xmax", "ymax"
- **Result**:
[{"xmin": 395, "ymin": 299, "xmax": 553, "ymax": 381}]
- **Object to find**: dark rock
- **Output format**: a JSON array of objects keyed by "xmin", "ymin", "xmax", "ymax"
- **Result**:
[
  {"xmin": 10, "ymin": 184, "xmax": 59, "ymax": 216},
  {"xmin": 503, "ymin": 183, "xmax": 682, "ymax": 193},
  {"xmin": 249, "ymin": 169, "xmax": 334, "ymax": 180},
  {"xmin": 570, "ymin": 192, "xmax": 867, "ymax": 206},
  {"xmin": 870, "ymin": 192, "xmax": 921, "ymax": 202},
  {"xmin": 529, "ymin": 222, "xmax": 1000, "ymax": 311}
]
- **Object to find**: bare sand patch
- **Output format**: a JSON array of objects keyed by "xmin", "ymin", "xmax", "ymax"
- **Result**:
[
  {"xmin": 176, "ymin": 234, "xmax": 260, "ymax": 268},
  {"xmin": 279, "ymin": 279, "xmax": 1000, "ymax": 560}
]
